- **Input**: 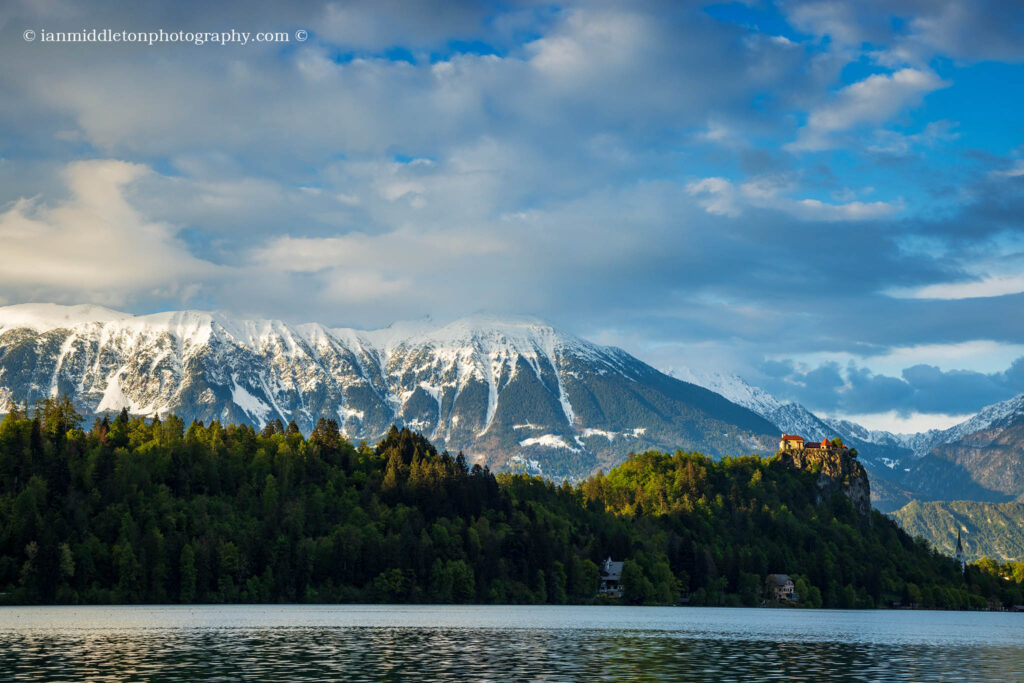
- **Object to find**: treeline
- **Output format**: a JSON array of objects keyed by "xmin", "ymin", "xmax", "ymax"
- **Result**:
[{"xmin": 0, "ymin": 398, "xmax": 1019, "ymax": 608}]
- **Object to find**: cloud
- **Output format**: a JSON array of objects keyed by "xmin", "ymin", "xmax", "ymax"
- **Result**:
[
  {"xmin": 882, "ymin": 171, "xmax": 1024, "ymax": 302},
  {"xmin": 686, "ymin": 175, "xmax": 900, "ymax": 221},
  {"xmin": 755, "ymin": 354, "xmax": 1024, "ymax": 418},
  {"xmin": 686, "ymin": 177, "xmax": 741, "ymax": 217},
  {"xmin": 833, "ymin": 411, "xmax": 972, "ymax": 433},
  {"xmin": 890, "ymin": 275, "xmax": 1024, "ymax": 301},
  {"xmin": 787, "ymin": 68, "xmax": 949, "ymax": 151},
  {"xmin": 0, "ymin": 160, "xmax": 217, "ymax": 306},
  {"xmin": 782, "ymin": 0, "xmax": 1024, "ymax": 66},
  {"xmin": 991, "ymin": 161, "xmax": 1024, "ymax": 180},
  {"xmin": 317, "ymin": 0, "xmax": 489, "ymax": 50},
  {"xmin": 0, "ymin": 2, "xmax": 806, "ymax": 171},
  {"xmin": 878, "ymin": 0, "xmax": 1024, "ymax": 66},
  {"xmin": 784, "ymin": 0, "xmax": 887, "ymax": 48},
  {"xmin": 866, "ymin": 120, "xmax": 960, "ymax": 156}
]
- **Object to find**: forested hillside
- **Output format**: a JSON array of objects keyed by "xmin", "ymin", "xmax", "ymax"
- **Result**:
[
  {"xmin": 1, "ymin": 399, "xmax": 1018, "ymax": 609},
  {"xmin": 893, "ymin": 500, "xmax": 1024, "ymax": 562}
]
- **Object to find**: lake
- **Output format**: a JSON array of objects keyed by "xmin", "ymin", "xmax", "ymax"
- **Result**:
[{"xmin": 2, "ymin": 605, "xmax": 1022, "ymax": 681}]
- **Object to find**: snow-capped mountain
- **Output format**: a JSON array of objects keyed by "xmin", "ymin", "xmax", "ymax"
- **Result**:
[
  {"xmin": 895, "ymin": 394, "xmax": 1024, "ymax": 504},
  {"xmin": 671, "ymin": 369, "xmax": 833, "ymax": 441},
  {"xmin": 914, "ymin": 393, "xmax": 1024, "ymax": 455},
  {"xmin": 0, "ymin": 304, "xmax": 780, "ymax": 480}
]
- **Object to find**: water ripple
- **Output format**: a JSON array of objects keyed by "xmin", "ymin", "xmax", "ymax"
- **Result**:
[{"xmin": 2, "ymin": 606, "xmax": 1024, "ymax": 681}]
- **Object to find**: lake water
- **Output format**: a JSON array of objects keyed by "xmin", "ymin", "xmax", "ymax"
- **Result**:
[{"xmin": 2, "ymin": 605, "xmax": 1022, "ymax": 681}]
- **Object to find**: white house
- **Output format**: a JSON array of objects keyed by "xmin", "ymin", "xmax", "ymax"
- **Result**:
[
  {"xmin": 599, "ymin": 557, "xmax": 624, "ymax": 598},
  {"xmin": 765, "ymin": 574, "xmax": 797, "ymax": 602}
]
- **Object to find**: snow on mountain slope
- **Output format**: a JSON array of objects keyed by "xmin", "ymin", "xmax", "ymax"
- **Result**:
[
  {"xmin": 671, "ymin": 369, "xmax": 832, "ymax": 441},
  {"xmin": 823, "ymin": 417, "xmax": 936, "ymax": 456},
  {"xmin": 922, "ymin": 393, "xmax": 1024, "ymax": 453},
  {"xmin": 895, "ymin": 397, "xmax": 1024, "ymax": 505},
  {"xmin": 0, "ymin": 304, "xmax": 780, "ymax": 480},
  {"xmin": 829, "ymin": 393, "xmax": 1024, "ymax": 461}
]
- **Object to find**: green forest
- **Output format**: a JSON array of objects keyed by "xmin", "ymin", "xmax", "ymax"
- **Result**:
[
  {"xmin": 1, "ymin": 398, "xmax": 1020, "ymax": 609},
  {"xmin": 893, "ymin": 499, "xmax": 1024, "ymax": 562}
]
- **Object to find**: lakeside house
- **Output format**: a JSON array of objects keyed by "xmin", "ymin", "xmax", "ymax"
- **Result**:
[
  {"xmin": 599, "ymin": 557, "xmax": 624, "ymax": 598},
  {"xmin": 765, "ymin": 574, "xmax": 797, "ymax": 602}
]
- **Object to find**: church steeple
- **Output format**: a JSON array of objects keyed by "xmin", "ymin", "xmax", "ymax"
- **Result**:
[{"xmin": 955, "ymin": 529, "xmax": 966, "ymax": 574}]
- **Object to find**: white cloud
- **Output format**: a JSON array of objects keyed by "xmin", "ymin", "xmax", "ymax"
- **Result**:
[
  {"xmin": 686, "ymin": 177, "xmax": 740, "ymax": 217},
  {"xmin": 784, "ymin": 0, "xmax": 879, "ymax": 47},
  {"xmin": 786, "ymin": 340, "xmax": 1024, "ymax": 376},
  {"xmin": 323, "ymin": 270, "xmax": 411, "ymax": 303},
  {"xmin": 828, "ymin": 410, "xmax": 973, "ymax": 433},
  {"xmin": 876, "ymin": 0, "xmax": 1024, "ymax": 66},
  {"xmin": 694, "ymin": 120, "xmax": 747, "ymax": 149},
  {"xmin": 784, "ymin": 0, "xmax": 1024, "ymax": 67},
  {"xmin": 250, "ymin": 229, "xmax": 506, "ymax": 274},
  {"xmin": 686, "ymin": 176, "xmax": 900, "ymax": 221},
  {"xmin": 379, "ymin": 180, "xmax": 426, "ymax": 203},
  {"xmin": 787, "ymin": 68, "xmax": 949, "ymax": 151},
  {"xmin": 889, "ymin": 275, "xmax": 1024, "ymax": 301},
  {"xmin": 790, "ymin": 197, "xmax": 900, "ymax": 221},
  {"xmin": 991, "ymin": 160, "xmax": 1024, "ymax": 179},
  {"xmin": 0, "ymin": 160, "xmax": 216, "ymax": 305}
]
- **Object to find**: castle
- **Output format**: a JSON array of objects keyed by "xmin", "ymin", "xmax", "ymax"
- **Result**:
[
  {"xmin": 779, "ymin": 434, "xmax": 847, "ymax": 452},
  {"xmin": 777, "ymin": 433, "xmax": 870, "ymax": 518}
]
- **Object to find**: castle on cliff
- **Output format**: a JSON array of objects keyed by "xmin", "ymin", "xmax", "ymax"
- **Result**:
[
  {"xmin": 779, "ymin": 434, "xmax": 849, "ymax": 453},
  {"xmin": 777, "ymin": 433, "xmax": 870, "ymax": 518}
]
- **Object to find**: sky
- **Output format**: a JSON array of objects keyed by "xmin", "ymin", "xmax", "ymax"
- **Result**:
[{"xmin": 0, "ymin": 0, "xmax": 1022, "ymax": 433}]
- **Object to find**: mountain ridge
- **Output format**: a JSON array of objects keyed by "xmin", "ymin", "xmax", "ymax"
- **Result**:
[
  {"xmin": 5, "ymin": 303, "xmax": 1024, "ymax": 506},
  {"xmin": 0, "ymin": 303, "xmax": 779, "ymax": 480}
]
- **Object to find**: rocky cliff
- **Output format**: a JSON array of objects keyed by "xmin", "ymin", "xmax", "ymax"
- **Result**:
[{"xmin": 779, "ymin": 447, "xmax": 872, "ymax": 519}]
